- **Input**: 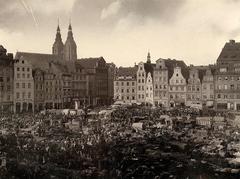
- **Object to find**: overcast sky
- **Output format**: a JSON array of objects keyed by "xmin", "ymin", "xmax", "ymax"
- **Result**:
[{"xmin": 1, "ymin": 0, "xmax": 240, "ymax": 67}]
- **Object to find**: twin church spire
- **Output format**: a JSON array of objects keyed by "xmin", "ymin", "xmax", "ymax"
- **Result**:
[{"xmin": 52, "ymin": 21, "xmax": 77, "ymax": 62}]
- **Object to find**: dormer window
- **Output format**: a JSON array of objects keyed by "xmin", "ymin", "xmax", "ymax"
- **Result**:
[{"xmin": 176, "ymin": 73, "xmax": 179, "ymax": 77}]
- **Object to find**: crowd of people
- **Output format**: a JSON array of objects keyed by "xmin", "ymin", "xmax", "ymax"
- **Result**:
[{"xmin": 0, "ymin": 105, "xmax": 239, "ymax": 178}]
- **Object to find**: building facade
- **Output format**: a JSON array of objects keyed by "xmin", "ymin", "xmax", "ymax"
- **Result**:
[
  {"xmin": 215, "ymin": 40, "xmax": 240, "ymax": 110},
  {"xmin": 169, "ymin": 66, "xmax": 187, "ymax": 107},
  {"xmin": 186, "ymin": 67, "xmax": 202, "ymax": 108},
  {"xmin": 0, "ymin": 45, "xmax": 14, "ymax": 113},
  {"xmin": 13, "ymin": 57, "xmax": 34, "ymax": 113},
  {"xmin": 153, "ymin": 59, "xmax": 168, "ymax": 107},
  {"xmin": 202, "ymin": 68, "xmax": 215, "ymax": 108},
  {"xmin": 114, "ymin": 67, "xmax": 137, "ymax": 103}
]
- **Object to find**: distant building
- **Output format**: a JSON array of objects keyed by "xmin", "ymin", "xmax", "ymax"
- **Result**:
[
  {"xmin": 136, "ymin": 53, "xmax": 154, "ymax": 106},
  {"xmin": 13, "ymin": 56, "xmax": 34, "ymax": 113},
  {"xmin": 202, "ymin": 67, "xmax": 215, "ymax": 108},
  {"xmin": 153, "ymin": 59, "xmax": 168, "ymax": 107},
  {"xmin": 0, "ymin": 45, "xmax": 14, "ymax": 112},
  {"xmin": 169, "ymin": 66, "xmax": 187, "ymax": 107},
  {"xmin": 215, "ymin": 40, "xmax": 240, "ymax": 110},
  {"xmin": 137, "ymin": 62, "xmax": 146, "ymax": 104},
  {"xmin": 186, "ymin": 67, "xmax": 202, "ymax": 108},
  {"xmin": 107, "ymin": 63, "xmax": 116, "ymax": 104},
  {"xmin": 14, "ymin": 23, "xmax": 113, "ymax": 112},
  {"xmin": 114, "ymin": 67, "xmax": 137, "ymax": 103}
]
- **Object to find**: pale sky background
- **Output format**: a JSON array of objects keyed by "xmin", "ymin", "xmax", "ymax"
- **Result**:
[{"xmin": 1, "ymin": 0, "xmax": 240, "ymax": 67}]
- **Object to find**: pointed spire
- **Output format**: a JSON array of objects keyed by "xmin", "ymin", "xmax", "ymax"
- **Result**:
[
  {"xmin": 57, "ymin": 18, "xmax": 60, "ymax": 32},
  {"xmin": 68, "ymin": 18, "xmax": 72, "ymax": 31},
  {"xmin": 52, "ymin": 20, "xmax": 64, "ymax": 57},
  {"xmin": 147, "ymin": 50, "xmax": 151, "ymax": 63}
]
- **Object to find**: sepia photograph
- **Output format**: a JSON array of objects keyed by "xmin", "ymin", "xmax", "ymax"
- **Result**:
[{"xmin": 1, "ymin": 0, "xmax": 240, "ymax": 178}]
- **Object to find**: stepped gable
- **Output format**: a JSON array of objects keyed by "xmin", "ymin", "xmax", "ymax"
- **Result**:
[
  {"xmin": 165, "ymin": 59, "xmax": 189, "ymax": 81},
  {"xmin": 144, "ymin": 63, "xmax": 155, "ymax": 77}
]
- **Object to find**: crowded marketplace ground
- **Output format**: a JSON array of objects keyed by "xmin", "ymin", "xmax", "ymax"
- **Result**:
[{"xmin": 0, "ymin": 105, "xmax": 240, "ymax": 178}]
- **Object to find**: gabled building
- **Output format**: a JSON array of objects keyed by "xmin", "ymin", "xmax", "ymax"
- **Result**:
[
  {"xmin": 153, "ymin": 59, "xmax": 168, "ymax": 107},
  {"xmin": 13, "ymin": 56, "xmax": 34, "ymax": 113},
  {"xmin": 215, "ymin": 40, "xmax": 240, "ymax": 110},
  {"xmin": 169, "ymin": 62, "xmax": 188, "ymax": 108},
  {"xmin": 14, "ymin": 23, "xmax": 114, "ymax": 113},
  {"xmin": 202, "ymin": 67, "xmax": 215, "ymax": 108},
  {"xmin": 136, "ymin": 52, "xmax": 154, "ymax": 105},
  {"xmin": 186, "ymin": 66, "xmax": 202, "ymax": 108}
]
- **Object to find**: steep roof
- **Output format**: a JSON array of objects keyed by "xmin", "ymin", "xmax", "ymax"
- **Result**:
[
  {"xmin": 165, "ymin": 59, "xmax": 188, "ymax": 80},
  {"xmin": 117, "ymin": 66, "xmax": 138, "ymax": 78},
  {"xmin": 144, "ymin": 63, "xmax": 155, "ymax": 77},
  {"xmin": 217, "ymin": 40, "xmax": 240, "ymax": 64},
  {"xmin": 15, "ymin": 52, "xmax": 70, "ymax": 73},
  {"xmin": 77, "ymin": 57, "xmax": 106, "ymax": 69}
]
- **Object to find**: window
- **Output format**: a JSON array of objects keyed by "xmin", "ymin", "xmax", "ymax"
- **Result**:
[
  {"xmin": 224, "ymin": 84, "xmax": 227, "ymax": 90},
  {"xmin": 0, "ymin": 77, "xmax": 3, "ymax": 82},
  {"xmin": 22, "ymin": 67, "xmax": 25, "ymax": 71},
  {"xmin": 132, "ymin": 96, "xmax": 135, "ymax": 100},
  {"xmin": 121, "ymin": 89, "xmax": 124, "ymax": 93},
  {"xmin": 28, "ymin": 92, "xmax": 31, "ymax": 98},
  {"xmin": 22, "ymin": 83, "xmax": 25, "ymax": 88},
  {"xmin": 22, "ymin": 92, "xmax": 25, "ymax": 99},
  {"xmin": 132, "ymin": 82, "xmax": 135, "ymax": 86},
  {"xmin": 17, "ymin": 74, "xmax": 20, "ymax": 78},
  {"xmin": 210, "ymin": 84, "xmax": 213, "ymax": 90},
  {"xmin": 127, "ymin": 82, "xmax": 129, "ymax": 86},
  {"xmin": 17, "ymin": 67, "xmax": 20, "ymax": 71},
  {"xmin": 16, "ymin": 92, "xmax": 20, "ymax": 99},
  {"xmin": 27, "ymin": 68, "xmax": 30, "ymax": 72},
  {"xmin": 28, "ymin": 83, "xmax": 31, "ymax": 88},
  {"xmin": 127, "ymin": 89, "xmax": 129, "ymax": 93},
  {"xmin": 16, "ymin": 83, "xmax": 19, "ymax": 89},
  {"xmin": 22, "ymin": 73, "xmax": 25, "ymax": 78},
  {"xmin": 116, "ymin": 82, "xmax": 119, "ymax": 86},
  {"xmin": 27, "ymin": 74, "xmax": 30, "ymax": 78},
  {"xmin": 132, "ymin": 89, "xmax": 135, "ymax": 93},
  {"xmin": 142, "ymin": 79, "xmax": 144, "ymax": 83}
]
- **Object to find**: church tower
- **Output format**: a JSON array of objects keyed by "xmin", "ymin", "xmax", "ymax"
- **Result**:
[
  {"xmin": 52, "ymin": 23, "xmax": 64, "ymax": 59},
  {"xmin": 147, "ymin": 51, "xmax": 151, "ymax": 63},
  {"xmin": 64, "ymin": 22, "xmax": 77, "ymax": 61}
]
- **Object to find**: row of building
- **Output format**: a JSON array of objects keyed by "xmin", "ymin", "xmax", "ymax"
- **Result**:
[
  {"xmin": 0, "ymin": 24, "xmax": 116, "ymax": 113},
  {"xmin": 114, "ymin": 40, "xmax": 240, "ymax": 111},
  {"xmin": 1, "ymin": 24, "xmax": 240, "ymax": 113}
]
